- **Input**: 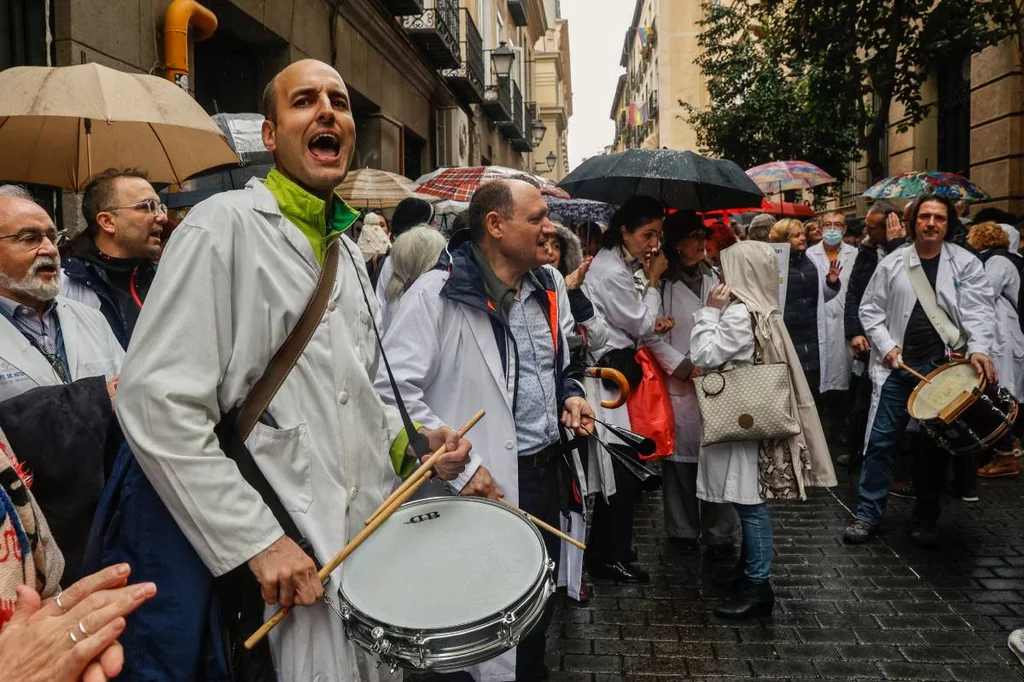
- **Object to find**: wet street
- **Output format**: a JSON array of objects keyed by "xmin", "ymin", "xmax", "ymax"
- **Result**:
[{"xmin": 547, "ymin": 466, "xmax": 1024, "ymax": 681}]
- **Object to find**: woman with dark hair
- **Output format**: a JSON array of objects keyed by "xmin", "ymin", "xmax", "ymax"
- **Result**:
[
  {"xmin": 654, "ymin": 211, "xmax": 739, "ymax": 556},
  {"xmin": 582, "ymin": 196, "xmax": 676, "ymax": 584}
]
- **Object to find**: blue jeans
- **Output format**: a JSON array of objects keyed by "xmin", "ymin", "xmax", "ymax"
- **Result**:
[
  {"xmin": 856, "ymin": 361, "xmax": 941, "ymax": 526},
  {"xmin": 734, "ymin": 503, "xmax": 773, "ymax": 584}
]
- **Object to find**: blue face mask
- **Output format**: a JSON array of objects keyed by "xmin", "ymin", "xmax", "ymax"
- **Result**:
[{"xmin": 823, "ymin": 229, "xmax": 843, "ymax": 246}]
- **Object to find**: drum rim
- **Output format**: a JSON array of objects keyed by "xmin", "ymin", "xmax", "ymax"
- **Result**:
[
  {"xmin": 907, "ymin": 360, "xmax": 985, "ymax": 421},
  {"xmin": 338, "ymin": 496, "xmax": 550, "ymax": 631}
]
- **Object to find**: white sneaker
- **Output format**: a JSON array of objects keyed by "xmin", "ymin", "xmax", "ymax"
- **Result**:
[{"xmin": 1010, "ymin": 628, "xmax": 1024, "ymax": 666}]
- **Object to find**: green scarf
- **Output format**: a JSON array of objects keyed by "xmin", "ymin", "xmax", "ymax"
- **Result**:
[{"xmin": 264, "ymin": 168, "xmax": 359, "ymax": 265}]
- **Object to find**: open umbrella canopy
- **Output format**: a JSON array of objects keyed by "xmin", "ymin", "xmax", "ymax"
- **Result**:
[
  {"xmin": 559, "ymin": 149, "xmax": 763, "ymax": 211},
  {"xmin": 745, "ymin": 160, "xmax": 836, "ymax": 194},
  {"xmin": 336, "ymin": 168, "xmax": 434, "ymax": 210},
  {"xmin": 416, "ymin": 165, "xmax": 565, "ymax": 202},
  {"xmin": 863, "ymin": 170, "xmax": 990, "ymax": 201},
  {"xmin": 544, "ymin": 196, "xmax": 617, "ymax": 225},
  {"xmin": 0, "ymin": 63, "xmax": 238, "ymax": 190}
]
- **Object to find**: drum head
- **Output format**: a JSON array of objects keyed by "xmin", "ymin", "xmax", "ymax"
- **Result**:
[
  {"xmin": 340, "ymin": 497, "xmax": 545, "ymax": 630},
  {"xmin": 908, "ymin": 362, "xmax": 981, "ymax": 421}
]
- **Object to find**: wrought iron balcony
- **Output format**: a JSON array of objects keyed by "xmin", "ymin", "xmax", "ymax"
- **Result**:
[
  {"xmin": 441, "ymin": 8, "xmax": 484, "ymax": 105},
  {"xmin": 402, "ymin": 0, "xmax": 461, "ymax": 70},
  {"xmin": 503, "ymin": 80, "xmax": 530, "ymax": 151},
  {"xmin": 508, "ymin": 0, "xmax": 528, "ymax": 26},
  {"xmin": 482, "ymin": 76, "xmax": 512, "ymax": 122},
  {"xmin": 649, "ymin": 90, "xmax": 659, "ymax": 117},
  {"xmin": 380, "ymin": 0, "xmax": 424, "ymax": 15}
]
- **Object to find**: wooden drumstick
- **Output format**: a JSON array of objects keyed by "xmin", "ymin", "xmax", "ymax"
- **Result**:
[
  {"xmin": 245, "ymin": 410, "xmax": 486, "ymax": 650},
  {"xmin": 898, "ymin": 362, "xmax": 931, "ymax": 384},
  {"xmin": 365, "ymin": 409, "xmax": 486, "ymax": 526},
  {"xmin": 499, "ymin": 499, "xmax": 586, "ymax": 551}
]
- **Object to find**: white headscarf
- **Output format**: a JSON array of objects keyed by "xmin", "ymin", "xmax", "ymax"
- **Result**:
[
  {"xmin": 999, "ymin": 223, "xmax": 1021, "ymax": 253},
  {"xmin": 357, "ymin": 212, "xmax": 391, "ymax": 261},
  {"xmin": 719, "ymin": 241, "xmax": 837, "ymax": 499}
]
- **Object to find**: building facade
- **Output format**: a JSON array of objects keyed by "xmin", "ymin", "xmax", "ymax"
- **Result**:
[
  {"xmin": 2, "ymin": 0, "xmax": 571, "ymax": 184},
  {"xmin": 609, "ymin": 0, "xmax": 707, "ymax": 153},
  {"xmin": 835, "ymin": 37, "xmax": 1023, "ymax": 217}
]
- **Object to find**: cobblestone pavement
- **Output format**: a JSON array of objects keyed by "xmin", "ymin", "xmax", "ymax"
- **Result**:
[{"xmin": 547, "ymin": 463, "xmax": 1024, "ymax": 681}]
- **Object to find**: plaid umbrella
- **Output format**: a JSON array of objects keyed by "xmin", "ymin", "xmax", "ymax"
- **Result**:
[
  {"xmin": 544, "ymin": 197, "xmax": 617, "ymax": 225},
  {"xmin": 336, "ymin": 168, "xmax": 434, "ymax": 210},
  {"xmin": 863, "ymin": 170, "xmax": 991, "ymax": 201},
  {"xmin": 745, "ymin": 160, "xmax": 836, "ymax": 194},
  {"xmin": 416, "ymin": 166, "xmax": 563, "ymax": 202}
]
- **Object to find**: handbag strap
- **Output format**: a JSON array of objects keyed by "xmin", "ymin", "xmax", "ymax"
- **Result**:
[
  {"xmin": 901, "ymin": 247, "xmax": 967, "ymax": 350},
  {"xmin": 235, "ymin": 238, "xmax": 341, "ymax": 441}
]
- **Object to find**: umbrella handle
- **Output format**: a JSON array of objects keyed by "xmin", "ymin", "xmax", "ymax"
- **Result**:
[{"xmin": 586, "ymin": 367, "xmax": 630, "ymax": 409}]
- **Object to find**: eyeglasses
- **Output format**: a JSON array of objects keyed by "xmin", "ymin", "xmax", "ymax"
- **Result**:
[
  {"xmin": 103, "ymin": 199, "xmax": 168, "ymax": 216},
  {"xmin": 0, "ymin": 229, "xmax": 67, "ymax": 250}
]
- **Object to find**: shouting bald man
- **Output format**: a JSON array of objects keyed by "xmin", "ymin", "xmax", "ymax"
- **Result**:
[{"xmin": 116, "ymin": 60, "xmax": 471, "ymax": 681}]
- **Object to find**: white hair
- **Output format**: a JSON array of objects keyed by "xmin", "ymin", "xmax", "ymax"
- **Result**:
[
  {"xmin": 385, "ymin": 227, "xmax": 447, "ymax": 302},
  {"xmin": 0, "ymin": 185, "xmax": 35, "ymax": 202}
]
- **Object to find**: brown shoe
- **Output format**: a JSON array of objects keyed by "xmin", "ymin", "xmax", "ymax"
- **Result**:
[{"xmin": 977, "ymin": 454, "xmax": 1020, "ymax": 478}]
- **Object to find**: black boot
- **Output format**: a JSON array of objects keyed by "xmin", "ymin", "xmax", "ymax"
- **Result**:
[
  {"xmin": 713, "ymin": 579, "xmax": 774, "ymax": 619},
  {"xmin": 711, "ymin": 560, "xmax": 744, "ymax": 590}
]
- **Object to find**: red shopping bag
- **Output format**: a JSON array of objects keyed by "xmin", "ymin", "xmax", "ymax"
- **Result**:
[{"xmin": 625, "ymin": 347, "xmax": 676, "ymax": 460}]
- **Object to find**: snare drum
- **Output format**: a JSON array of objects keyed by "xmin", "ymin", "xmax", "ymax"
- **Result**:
[
  {"xmin": 335, "ymin": 497, "xmax": 555, "ymax": 673},
  {"xmin": 907, "ymin": 360, "xmax": 1018, "ymax": 456}
]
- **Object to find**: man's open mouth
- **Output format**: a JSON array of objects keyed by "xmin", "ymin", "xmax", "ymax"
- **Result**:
[{"xmin": 309, "ymin": 131, "xmax": 341, "ymax": 160}]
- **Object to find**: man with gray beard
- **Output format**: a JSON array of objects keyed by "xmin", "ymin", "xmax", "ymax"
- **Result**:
[{"xmin": 0, "ymin": 190, "xmax": 124, "ymax": 579}]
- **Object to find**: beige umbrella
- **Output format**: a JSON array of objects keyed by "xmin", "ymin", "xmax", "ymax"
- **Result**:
[
  {"xmin": 336, "ymin": 168, "xmax": 436, "ymax": 210},
  {"xmin": 0, "ymin": 63, "xmax": 239, "ymax": 191}
]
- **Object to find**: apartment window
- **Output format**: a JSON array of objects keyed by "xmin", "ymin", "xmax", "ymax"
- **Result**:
[
  {"xmin": 0, "ymin": 0, "xmax": 48, "ymax": 70},
  {"xmin": 937, "ymin": 54, "xmax": 971, "ymax": 178}
]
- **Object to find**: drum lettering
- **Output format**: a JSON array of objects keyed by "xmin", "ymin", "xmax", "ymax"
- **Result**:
[{"xmin": 405, "ymin": 511, "xmax": 441, "ymax": 524}]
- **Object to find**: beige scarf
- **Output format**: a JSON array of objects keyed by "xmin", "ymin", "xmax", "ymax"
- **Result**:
[{"xmin": 719, "ymin": 241, "xmax": 837, "ymax": 500}]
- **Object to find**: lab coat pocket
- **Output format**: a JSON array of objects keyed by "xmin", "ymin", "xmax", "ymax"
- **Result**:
[{"xmin": 246, "ymin": 422, "xmax": 314, "ymax": 514}]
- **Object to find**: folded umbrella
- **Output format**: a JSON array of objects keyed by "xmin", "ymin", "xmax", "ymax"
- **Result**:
[{"xmin": 559, "ymin": 149, "xmax": 763, "ymax": 211}]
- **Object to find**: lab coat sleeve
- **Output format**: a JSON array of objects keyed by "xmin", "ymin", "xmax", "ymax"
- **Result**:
[
  {"xmin": 859, "ymin": 263, "xmax": 897, "ymax": 358},
  {"xmin": 592, "ymin": 264, "xmax": 657, "ymax": 340},
  {"xmin": 690, "ymin": 303, "xmax": 755, "ymax": 369},
  {"xmin": 377, "ymin": 277, "xmax": 482, "ymax": 491},
  {"xmin": 645, "ymin": 283, "xmax": 686, "ymax": 374},
  {"xmin": 986, "ymin": 257, "xmax": 1019, "ymax": 308},
  {"xmin": 957, "ymin": 255, "xmax": 996, "ymax": 357},
  {"xmin": 115, "ymin": 225, "xmax": 283, "ymax": 577}
]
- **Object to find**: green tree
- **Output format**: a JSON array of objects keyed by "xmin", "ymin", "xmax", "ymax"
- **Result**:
[{"xmin": 686, "ymin": 0, "xmax": 1014, "ymax": 187}]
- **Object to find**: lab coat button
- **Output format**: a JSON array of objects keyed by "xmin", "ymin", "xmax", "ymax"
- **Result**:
[
  {"xmin": 350, "ymin": 486, "xmax": 359, "ymax": 500},
  {"xmin": 504, "ymin": 440, "xmax": 514, "ymax": 450},
  {"xmin": 328, "ymin": 301, "xmax": 337, "ymax": 312},
  {"xmin": 339, "ymin": 391, "xmax": 349, "ymax": 404}
]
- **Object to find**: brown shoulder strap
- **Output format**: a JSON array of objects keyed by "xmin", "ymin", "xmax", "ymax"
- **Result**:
[{"xmin": 235, "ymin": 238, "xmax": 341, "ymax": 440}]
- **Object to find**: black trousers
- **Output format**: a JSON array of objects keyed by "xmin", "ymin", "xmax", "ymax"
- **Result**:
[
  {"xmin": 409, "ymin": 451, "xmax": 562, "ymax": 682},
  {"xmin": 848, "ymin": 372, "xmax": 873, "ymax": 465},
  {"xmin": 912, "ymin": 441, "xmax": 950, "ymax": 527},
  {"xmin": 587, "ymin": 455, "xmax": 639, "ymax": 564}
]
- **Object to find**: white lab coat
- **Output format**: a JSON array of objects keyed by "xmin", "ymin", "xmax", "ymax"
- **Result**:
[
  {"xmin": 376, "ymin": 263, "xmax": 579, "ymax": 682},
  {"xmin": 859, "ymin": 242, "xmax": 996, "ymax": 437},
  {"xmin": 0, "ymin": 296, "xmax": 123, "ymax": 401},
  {"xmin": 583, "ymin": 247, "xmax": 684, "ymax": 489},
  {"xmin": 116, "ymin": 179, "xmax": 405, "ymax": 682},
  {"xmin": 653, "ymin": 272, "xmax": 718, "ymax": 463},
  {"xmin": 981, "ymin": 252, "xmax": 1024, "ymax": 400},
  {"xmin": 806, "ymin": 241, "xmax": 858, "ymax": 392},
  {"xmin": 690, "ymin": 303, "xmax": 762, "ymax": 505}
]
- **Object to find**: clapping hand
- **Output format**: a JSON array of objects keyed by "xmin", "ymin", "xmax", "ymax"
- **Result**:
[{"xmin": 564, "ymin": 256, "xmax": 593, "ymax": 290}]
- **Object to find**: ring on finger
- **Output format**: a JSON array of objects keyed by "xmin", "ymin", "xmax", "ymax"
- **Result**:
[
  {"xmin": 55, "ymin": 589, "xmax": 67, "ymax": 612},
  {"xmin": 77, "ymin": 619, "xmax": 90, "ymax": 636},
  {"xmin": 69, "ymin": 630, "xmax": 80, "ymax": 644}
]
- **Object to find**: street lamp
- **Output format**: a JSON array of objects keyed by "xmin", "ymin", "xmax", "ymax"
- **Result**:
[
  {"xmin": 546, "ymin": 151, "xmax": 556, "ymax": 171},
  {"xmin": 531, "ymin": 117, "xmax": 547, "ymax": 146},
  {"xmin": 490, "ymin": 41, "xmax": 515, "ymax": 78}
]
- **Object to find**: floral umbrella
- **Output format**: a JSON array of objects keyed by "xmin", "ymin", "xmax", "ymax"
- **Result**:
[
  {"xmin": 863, "ymin": 170, "xmax": 990, "ymax": 201},
  {"xmin": 745, "ymin": 161, "xmax": 836, "ymax": 194}
]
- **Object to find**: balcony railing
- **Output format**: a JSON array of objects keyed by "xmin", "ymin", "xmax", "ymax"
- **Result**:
[
  {"xmin": 380, "ymin": 0, "xmax": 424, "ymax": 15},
  {"xmin": 441, "ymin": 8, "xmax": 484, "ymax": 105},
  {"xmin": 649, "ymin": 90, "xmax": 659, "ymax": 118},
  {"xmin": 504, "ymin": 80, "xmax": 530, "ymax": 151},
  {"xmin": 508, "ymin": 0, "xmax": 528, "ymax": 26},
  {"xmin": 402, "ymin": 0, "xmax": 460, "ymax": 70},
  {"xmin": 482, "ymin": 75, "xmax": 512, "ymax": 122}
]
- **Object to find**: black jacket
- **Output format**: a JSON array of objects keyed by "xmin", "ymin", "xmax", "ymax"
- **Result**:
[
  {"xmin": 62, "ymin": 237, "xmax": 157, "ymax": 349},
  {"xmin": 844, "ymin": 238, "xmax": 906, "ymax": 340}
]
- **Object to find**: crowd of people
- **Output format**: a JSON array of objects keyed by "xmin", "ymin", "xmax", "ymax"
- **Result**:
[{"xmin": 0, "ymin": 57, "xmax": 1022, "ymax": 681}]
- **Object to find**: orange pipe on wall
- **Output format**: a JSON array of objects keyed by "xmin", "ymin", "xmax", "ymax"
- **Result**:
[{"xmin": 163, "ymin": 0, "xmax": 218, "ymax": 90}]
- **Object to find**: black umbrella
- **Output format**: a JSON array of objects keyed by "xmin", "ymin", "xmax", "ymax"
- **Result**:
[{"xmin": 559, "ymin": 149, "xmax": 763, "ymax": 211}]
